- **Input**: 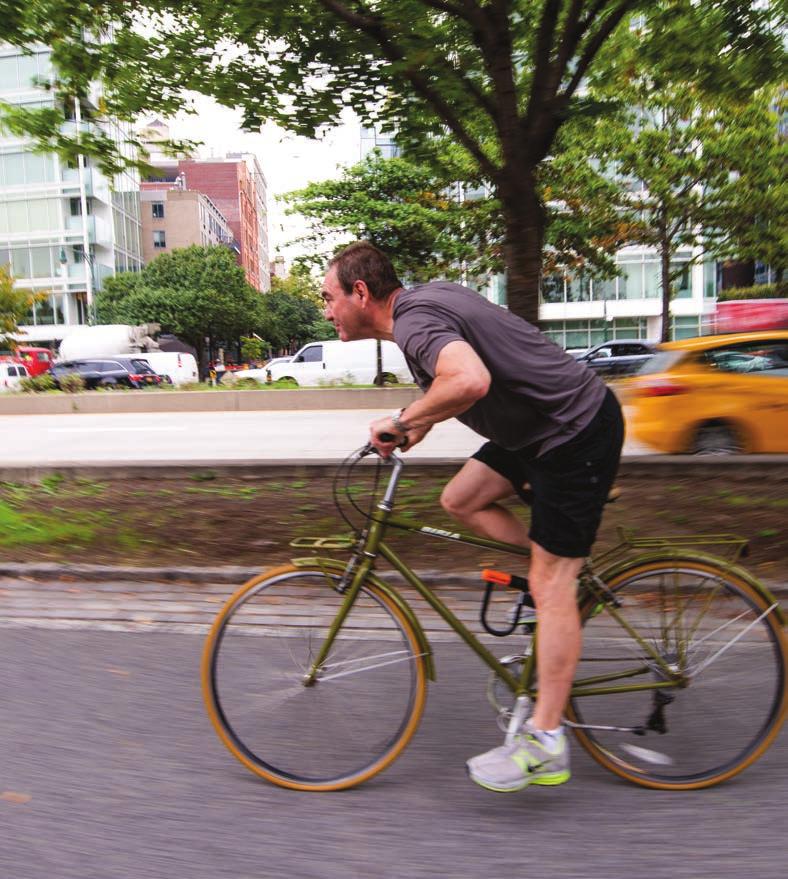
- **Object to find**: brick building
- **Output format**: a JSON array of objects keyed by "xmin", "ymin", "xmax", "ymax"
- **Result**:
[
  {"xmin": 138, "ymin": 187, "xmax": 236, "ymax": 263},
  {"xmin": 146, "ymin": 155, "xmax": 270, "ymax": 291}
]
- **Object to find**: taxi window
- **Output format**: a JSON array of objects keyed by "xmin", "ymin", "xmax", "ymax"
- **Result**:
[{"xmin": 705, "ymin": 341, "xmax": 788, "ymax": 375}]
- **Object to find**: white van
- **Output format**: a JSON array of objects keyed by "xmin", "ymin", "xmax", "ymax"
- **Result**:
[
  {"xmin": 132, "ymin": 352, "xmax": 199, "ymax": 386},
  {"xmin": 266, "ymin": 339, "xmax": 412, "ymax": 386}
]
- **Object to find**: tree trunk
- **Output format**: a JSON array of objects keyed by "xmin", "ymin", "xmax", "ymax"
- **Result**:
[
  {"xmin": 660, "ymin": 238, "xmax": 672, "ymax": 343},
  {"xmin": 498, "ymin": 172, "xmax": 546, "ymax": 325}
]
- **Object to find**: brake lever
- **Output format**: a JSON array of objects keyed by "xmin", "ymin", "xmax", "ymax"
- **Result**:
[{"xmin": 358, "ymin": 435, "xmax": 406, "ymax": 460}]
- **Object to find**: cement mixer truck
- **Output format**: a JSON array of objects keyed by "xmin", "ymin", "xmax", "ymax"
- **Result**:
[{"xmin": 57, "ymin": 324, "xmax": 160, "ymax": 361}]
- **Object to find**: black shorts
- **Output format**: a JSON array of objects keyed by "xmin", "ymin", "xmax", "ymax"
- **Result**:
[{"xmin": 471, "ymin": 389, "xmax": 624, "ymax": 558}]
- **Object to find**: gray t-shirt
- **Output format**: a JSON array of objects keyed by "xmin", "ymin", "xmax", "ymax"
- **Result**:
[{"xmin": 392, "ymin": 281, "xmax": 607, "ymax": 454}]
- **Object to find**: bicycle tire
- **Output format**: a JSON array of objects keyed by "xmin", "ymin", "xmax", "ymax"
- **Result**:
[
  {"xmin": 201, "ymin": 564, "xmax": 428, "ymax": 791},
  {"xmin": 568, "ymin": 558, "xmax": 787, "ymax": 790}
]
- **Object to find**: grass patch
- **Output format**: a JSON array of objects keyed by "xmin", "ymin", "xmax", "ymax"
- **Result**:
[
  {"xmin": 185, "ymin": 485, "xmax": 259, "ymax": 499},
  {"xmin": 0, "ymin": 501, "xmax": 96, "ymax": 548}
]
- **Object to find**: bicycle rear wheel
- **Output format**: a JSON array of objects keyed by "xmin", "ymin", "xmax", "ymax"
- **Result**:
[
  {"xmin": 201, "ymin": 565, "xmax": 428, "ymax": 791},
  {"xmin": 569, "ymin": 558, "xmax": 787, "ymax": 790}
]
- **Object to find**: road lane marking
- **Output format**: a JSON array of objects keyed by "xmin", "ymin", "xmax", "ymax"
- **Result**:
[{"xmin": 50, "ymin": 426, "xmax": 189, "ymax": 433}]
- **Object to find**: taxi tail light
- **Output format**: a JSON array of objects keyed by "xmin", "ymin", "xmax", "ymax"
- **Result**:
[{"xmin": 636, "ymin": 379, "xmax": 687, "ymax": 397}]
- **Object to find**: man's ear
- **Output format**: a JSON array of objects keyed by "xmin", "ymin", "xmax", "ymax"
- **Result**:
[{"xmin": 353, "ymin": 279, "xmax": 371, "ymax": 305}]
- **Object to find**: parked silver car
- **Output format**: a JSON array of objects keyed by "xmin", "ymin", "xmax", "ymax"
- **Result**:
[{"xmin": 573, "ymin": 339, "xmax": 658, "ymax": 377}]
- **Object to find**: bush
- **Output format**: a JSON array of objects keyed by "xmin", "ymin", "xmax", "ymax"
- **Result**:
[
  {"xmin": 717, "ymin": 283, "xmax": 787, "ymax": 301},
  {"xmin": 234, "ymin": 377, "xmax": 264, "ymax": 389},
  {"xmin": 58, "ymin": 373, "xmax": 86, "ymax": 393},
  {"xmin": 19, "ymin": 373, "xmax": 56, "ymax": 393}
]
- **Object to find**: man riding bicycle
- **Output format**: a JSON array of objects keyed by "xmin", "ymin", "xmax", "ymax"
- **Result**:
[{"xmin": 321, "ymin": 241, "xmax": 624, "ymax": 792}]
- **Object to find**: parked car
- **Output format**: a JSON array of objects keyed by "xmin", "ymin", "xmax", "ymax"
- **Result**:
[
  {"xmin": 573, "ymin": 339, "xmax": 658, "ymax": 377},
  {"xmin": 265, "ymin": 340, "xmax": 412, "ymax": 386},
  {"xmin": 100, "ymin": 351, "xmax": 197, "ymax": 386},
  {"xmin": 626, "ymin": 330, "xmax": 788, "ymax": 454},
  {"xmin": 50, "ymin": 358, "xmax": 164, "ymax": 389},
  {"xmin": 0, "ymin": 361, "xmax": 30, "ymax": 392},
  {"xmin": 226, "ymin": 356, "xmax": 294, "ymax": 384}
]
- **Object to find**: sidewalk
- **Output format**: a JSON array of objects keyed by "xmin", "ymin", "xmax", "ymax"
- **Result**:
[
  {"xmin": 1, "ymin": 566, "xmax": 784, "ymax": 641},
  {"xmin": 0, "ymin": 570, "xmax": 521, "ymax": 643}
]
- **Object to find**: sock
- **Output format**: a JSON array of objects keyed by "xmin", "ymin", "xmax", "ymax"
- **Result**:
[{"xmin": 530, "ymin": 724, "xmax": 565, "ymax": 752}]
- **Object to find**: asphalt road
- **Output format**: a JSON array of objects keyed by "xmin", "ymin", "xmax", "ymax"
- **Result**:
[
  {"xmin": 0, "ymin": 408, "xmax": 653, "ymax": 466},
  {"xmin": 2, "ymin": 626, "xmax": 786, "ymax": 879}
]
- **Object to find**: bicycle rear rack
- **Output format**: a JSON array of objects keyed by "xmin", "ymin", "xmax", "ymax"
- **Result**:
[{"xmin": 593, "ymin": 528, "xmax": 750, "ymax": 568}]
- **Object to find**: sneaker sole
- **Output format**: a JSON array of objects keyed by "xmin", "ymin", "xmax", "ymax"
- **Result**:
[{"xmin": 467, "ymin": 767, "xmax": 570, "ymax": 793}]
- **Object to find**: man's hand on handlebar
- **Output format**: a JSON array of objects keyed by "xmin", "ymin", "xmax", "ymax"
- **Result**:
[{"xmin": 369, "ymin": 416, "xmax": 431, "ymax": 457}]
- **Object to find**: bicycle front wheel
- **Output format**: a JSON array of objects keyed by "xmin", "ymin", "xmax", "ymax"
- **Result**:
[
  {"xmin": 201, "ymin": 565, "xmax": 428, "ymax": 791},
  {"xmin": 569, "ymin": 558, "xmax": 787, "ymax": 790}
]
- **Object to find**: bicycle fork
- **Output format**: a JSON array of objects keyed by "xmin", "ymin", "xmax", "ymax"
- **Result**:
[{"xmin": 301, "ymin": 557, "xmax": 373, "ymax": 686}]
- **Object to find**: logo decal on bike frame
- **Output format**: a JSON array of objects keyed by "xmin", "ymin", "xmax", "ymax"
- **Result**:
[{"xmin": 420, "ymin": 526, "xmax": 461, "ymax": 539}]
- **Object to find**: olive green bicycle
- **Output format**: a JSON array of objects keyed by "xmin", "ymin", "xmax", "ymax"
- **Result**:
[{"xmin": 201, "ymin": 445, "xmax": 787, "ymax": 792}]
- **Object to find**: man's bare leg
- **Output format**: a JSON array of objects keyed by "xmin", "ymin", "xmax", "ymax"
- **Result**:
[
  {"xmin": 442, "ymin": 461, "xmax": 582, "ymax": 730},
  {"xmin": 440, "ymin": 459, "xmax": 529, "ymax": 546},
  {"xmin": 527, "ymin": 543, "xmax": 584, "ymax": 730}
]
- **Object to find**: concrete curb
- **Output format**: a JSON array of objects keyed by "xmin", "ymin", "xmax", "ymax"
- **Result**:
[
  {"xmin": 0, "ymin": 386, "xmax": 422, "ymax": 416},
  {"xmin": 1, "ymin": 562, "xmax": 785, "ymax": 597},
  {"xmin": 1, "ymin": 455, "xmax": 788, "ymax": 483}
]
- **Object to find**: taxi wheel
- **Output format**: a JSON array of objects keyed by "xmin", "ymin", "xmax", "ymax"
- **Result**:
[{"xmin": 691, "ymin": 422, "xmax": 744, "ymax": 456}]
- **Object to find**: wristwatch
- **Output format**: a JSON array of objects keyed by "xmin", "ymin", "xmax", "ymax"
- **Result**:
[{"xmin": 390, "ymin": 408, "xmax": 412, "ymax": 433}]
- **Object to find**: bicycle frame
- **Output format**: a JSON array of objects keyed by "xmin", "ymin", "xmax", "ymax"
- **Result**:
[{"xmin": 298, "ymin": 450, "xmax": 686, "ymax": 701}]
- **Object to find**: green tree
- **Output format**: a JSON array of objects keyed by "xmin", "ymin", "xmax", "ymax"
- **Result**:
[
  {"xmin": 285, "ymin": 151, "xmax": 500, "ymax": 285},
  {"xmin": 0, "ymin": 265, "xmax": 39, "ymax": 347},
  {"xmin": 580, "ymin": 63, "xmax": 786, "ymax": 340},
  {"xmin": 703, "ymin": 91, "xmax": 787, "ymax": 284},
  {"xmin": 264, "ymin": 271, "xmax": 336, "ymax": 352},
  {"xmin": 240, "ymin": 336, "xmax": 266, "ymax": 364},
  {"xmin": 96, "ymin": 246, "xmax": 263, "ymax": 368},
  {"xmin": 2, "ymin": 2, "xmax": 782, "ymax": 324}
]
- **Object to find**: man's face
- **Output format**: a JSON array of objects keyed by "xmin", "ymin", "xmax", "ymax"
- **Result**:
[{"xmin": 321, "ymin": 267, "xmax": 368, "ymax": 341}]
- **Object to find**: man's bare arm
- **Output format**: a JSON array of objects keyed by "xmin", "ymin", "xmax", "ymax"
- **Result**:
[{"xmin": 370, "ymin": 340, "xmax": 490, "ymax": 453}]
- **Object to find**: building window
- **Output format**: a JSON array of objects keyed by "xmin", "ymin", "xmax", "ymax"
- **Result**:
[
  {"xmin": 152, "ymin": 202, "xmax": 164, "ymax": 219},
  {"xmin": 153, "ymin": 230, "xmax": 166, "ymax": 248}
]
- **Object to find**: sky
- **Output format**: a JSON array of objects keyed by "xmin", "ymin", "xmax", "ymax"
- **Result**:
[{"xmin": 145, "ymin": 97, "xmax": 364, "ymax": 266}]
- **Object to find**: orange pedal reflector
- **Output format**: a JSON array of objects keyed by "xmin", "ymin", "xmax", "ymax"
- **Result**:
[{"xmin": 481, "ymin": 569, "xmax": 512, "ymax": 586}]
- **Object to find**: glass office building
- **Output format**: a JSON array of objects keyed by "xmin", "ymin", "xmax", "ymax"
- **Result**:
[{"xmin": 0, "ymin": 43, "xmax": 143, "ymax": 345}]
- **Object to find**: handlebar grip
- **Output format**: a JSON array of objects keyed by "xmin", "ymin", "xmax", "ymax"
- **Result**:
[{"xmin": 379, "ymin": 432, "xmax": 397, "ymax": 443}]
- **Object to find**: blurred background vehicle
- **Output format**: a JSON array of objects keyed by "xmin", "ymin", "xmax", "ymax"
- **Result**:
[
  {"xmin": 573, "ymin": 339, "xmax": 658, "ymax": 377},
  {"xmin": 712, "ymin": 299, "xmax": 788, "ymax": 334},
  {"xmin": 265, "ymin": 340, "xmax": 411, "ymax": 386},
  {"xmin": 627, "ymin": 330, "xmax": 788, "ymax": 454},
  {"xmin": 3, "ymin": 346, "xmax": 55, "ymax": 376},
  {"xmin": 50, "ymin": 358, "xmax": 164, "ymax": 390},
  {"xmin": 122, "ymin": 351, "xmax": 197, "ymax": 386},
  {"xmin": 224, "ymin": 355, "xmax": 294, "ymax": 384},
  {"xmin": 0, "ymin": 360, "xmax": 30, "ymax": 391}
]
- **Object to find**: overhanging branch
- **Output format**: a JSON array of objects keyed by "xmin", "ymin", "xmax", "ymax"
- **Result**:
[
  {"xmin": 563, "ymin": 0, "xmax": 637, "ymax": 100},
  {"xmin": 317, "ymin": 0, "xmax": 498, "ymax": 177}
]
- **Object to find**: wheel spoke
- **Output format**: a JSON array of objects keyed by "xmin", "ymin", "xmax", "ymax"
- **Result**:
[
  {"xmin": 572, "ymin": 560, "xmax": 787, "ymax": 789},
  {"xmin": 202, "ymin": 567, "xmax": 427, "ymax": 790}
]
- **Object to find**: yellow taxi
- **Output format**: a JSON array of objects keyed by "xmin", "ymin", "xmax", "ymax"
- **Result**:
[{"xmin": 626, "ymin": 330, "xmax": 788, "ymax": 454}]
